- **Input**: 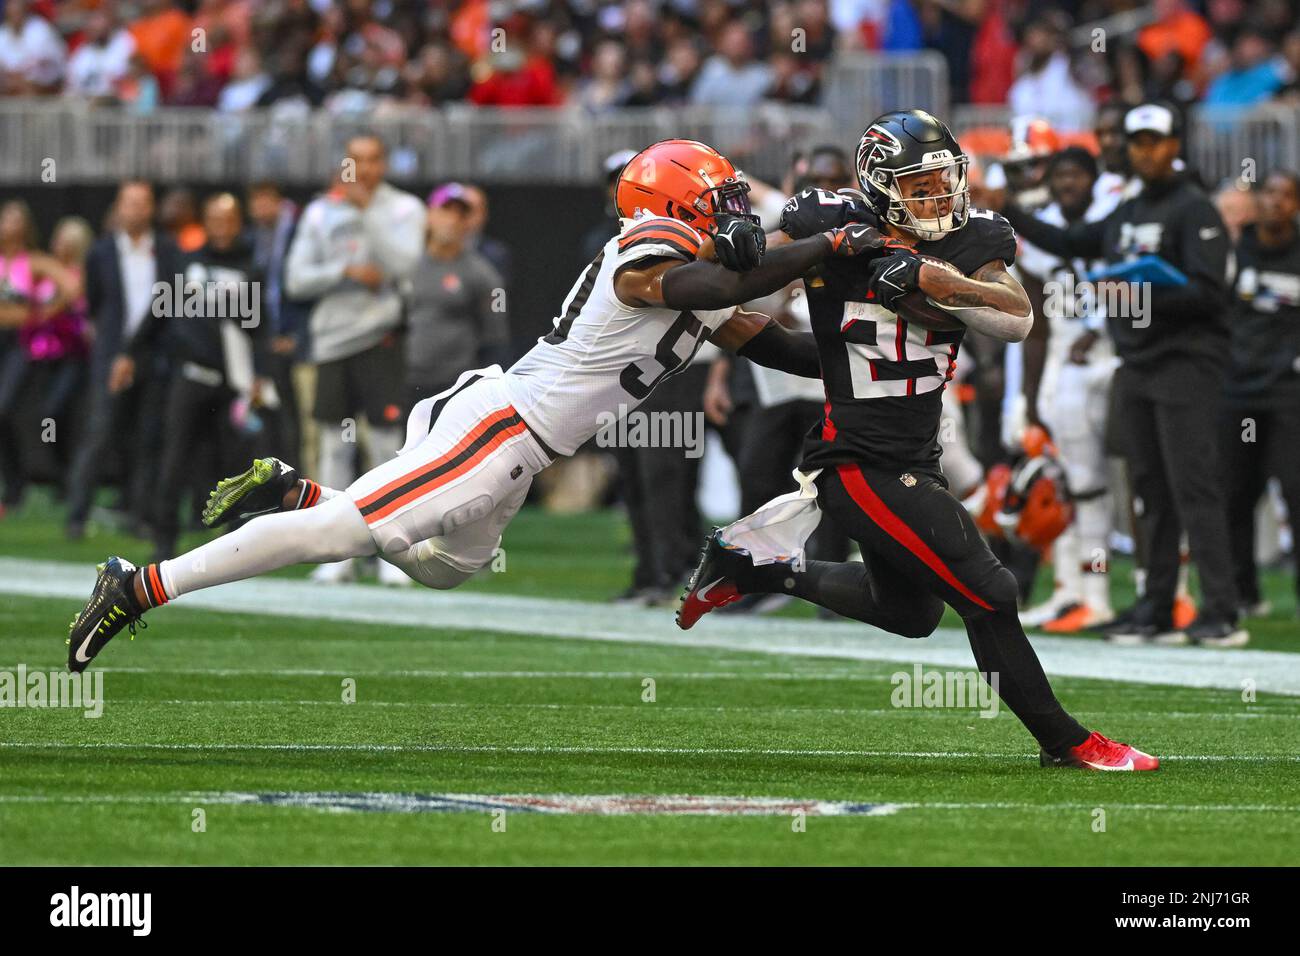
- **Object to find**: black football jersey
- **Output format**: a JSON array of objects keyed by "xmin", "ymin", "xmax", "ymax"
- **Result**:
[{"xmin": 791, "ymin": 196, "xmax": 1018, "ymax": 472}]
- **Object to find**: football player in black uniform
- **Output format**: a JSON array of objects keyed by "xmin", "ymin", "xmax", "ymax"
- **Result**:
[{"xmin": 678, "ymin": 109, "xmax": 1158, "ymax": 771}]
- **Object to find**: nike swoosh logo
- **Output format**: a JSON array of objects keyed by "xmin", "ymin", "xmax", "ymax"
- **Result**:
[
  {"xmin": 75, "ymin": 626, "xmax": 99, "ymax": 663},
  {"xmin": 879, "ymin": 261, "xmax": 908, "ymax": 291},
  {"xmin": 696, "ymin": 578, "xmax": 727, "ymax": 602},
  {"xmin": 1199, "ymin": 227, "xmax": 1220, "ymax": 240},
  {"xmin": 238, "ymin": 506, "xmax": 279, "ymax": 520},
  {"xmin": 1084, "ymin": 756, "xmax": 1134, "ymax": 771}
]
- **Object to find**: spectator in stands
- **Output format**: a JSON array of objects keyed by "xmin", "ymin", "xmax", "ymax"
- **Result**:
[
  {"xmin": 1007, "ymin": 13, "xmax": 1095, "ymax": 131},
  {"xmin": 169, "ymin": 46, "xmax": 223, "ymax": 108},
  {"xmin": 0, "ymin": 0, "xmax": 66, "ymax": 95},
  {"xmin": 576, "ymin": 39, "xmax": 631, "ymax": 111},
  {"xmin": 405, "ymin": 183, "xmax": 509, "ymax": 411},
  {"xmin": 217, "ymin": 47, "xmax": 271, "ymax": 112},
  {"xmin": 657, "ymin": 37, "xmax": 703, "ymax": 104},
  {"xmin": 117, "ymin": 52, "xmax": 161, "ymax": 114},
  {"xmin": 0, "ymin": 203, "xmax": 83, "ymax": 514},
  {"xmin": 689, "ymin": 21, "xmax": 772, "ymax": 106},
  {"xmin": 401, "ymin": 41, "xmax": 470, "ymax": 107},
  {"xmin": 64, "ymin": 10, "xmax": 134, "ymax": 101},
  {"xmin": 1204, "ymin": 26, "xmax": 1286, "ymax": 107},
  {"xmin": 128, "ymin": 0, "xmax": 191, "ymax": 98},
  {"xmin": 1138, "ymin": 0, "xmax": 1213, "ymax": 83},
  {"xmin": 66, "ymin": 181, "xmax": 185, "ymax": 540},
  {"xmin": 284, "ymin": 133, "xmax": 424, "ymax": 583}
]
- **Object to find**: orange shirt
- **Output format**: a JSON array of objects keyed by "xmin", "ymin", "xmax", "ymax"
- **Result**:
[
  {"xmin": 130, "ymin": 9, "xmax": 192, "ymax": 76},
  {"xmin": 1138, "ymin": 10, "xmax": 1212, "ymax": 75}
]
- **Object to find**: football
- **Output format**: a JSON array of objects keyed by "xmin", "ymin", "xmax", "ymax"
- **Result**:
[{"xmin": 894, "ymin": 255, "xmax": 966, "ymax": 332}]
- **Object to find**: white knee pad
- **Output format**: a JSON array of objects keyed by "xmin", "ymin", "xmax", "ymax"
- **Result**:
[{"xmin": 384, "ymin": 538, "xmax": 477, "ymax": 590}]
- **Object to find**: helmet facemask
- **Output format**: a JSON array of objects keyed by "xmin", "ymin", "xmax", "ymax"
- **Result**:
[
  {"xmin": 867, "ymin": 155, "xmax": 970, "ymax": 242},
  {"xmin": 699, "ymin": 172, "xmax": 759, "ymax": 232}
]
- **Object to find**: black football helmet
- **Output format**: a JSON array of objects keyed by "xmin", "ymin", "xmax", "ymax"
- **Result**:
[{"xmin": 855, "ymin": 109, "xmax": 970, "ymax": 241}]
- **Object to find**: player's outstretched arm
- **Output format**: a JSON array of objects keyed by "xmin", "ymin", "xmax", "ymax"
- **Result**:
[
  {"xmin": 710, "ymin": 309, "xmax": 821, "ymax": 378},
  {"xmin": 613, "ymin": 225, "xmax": 885, "ymax": 314},
  {"xmin": 917, "ymin": 258, "xmax": 1034, "ymax": 342}
]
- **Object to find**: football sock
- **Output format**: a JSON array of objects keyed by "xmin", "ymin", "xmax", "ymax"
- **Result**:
[
  {"xmin": 756, "ymin": 560, "xmax": 926, "ymax": 637},
  {"xmin": 963, "ymin": 609, "xmax": 1089, "ymax": 753},
  {"xmin": 292, "ymin": 479, "xmax": 339, "ymax": 510},
  {"xmin": 158, "ymin": 494, "xmax": 376, "ymax": 599}
]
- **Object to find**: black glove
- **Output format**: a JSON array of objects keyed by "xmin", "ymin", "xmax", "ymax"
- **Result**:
[
  {"xmin": 780, "ymin": 187, "xmax": 870, "ymax": 239},
  {"xmin": 819, "ymin": 222, "xmax": 893, "ymax": 258},
  {"xmin": 712, "ymin": 214, "xmax": 766, "ymax": 272},
  {"xmin": 864, "ymin": 250, "xmax": 924, "ymax": 310}
]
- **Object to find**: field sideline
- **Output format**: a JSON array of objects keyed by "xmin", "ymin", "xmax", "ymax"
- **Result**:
[{"xmin": 1, "ymin": 495, "xmax": 1297, "ymax": 865}]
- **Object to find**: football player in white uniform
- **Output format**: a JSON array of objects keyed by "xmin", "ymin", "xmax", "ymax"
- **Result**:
[
  {"xmin": 1015, "ymin": 146, "xmax": 1122, "ymax": 632},
  {"xmin": 66, "ymin": 139, "xmax": 894, "ymax": 671}
]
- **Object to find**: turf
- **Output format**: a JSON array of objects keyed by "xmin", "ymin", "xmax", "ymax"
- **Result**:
[{"xmin": 1, "ymin": 493, "xmax": 1298, "ymax": 865}]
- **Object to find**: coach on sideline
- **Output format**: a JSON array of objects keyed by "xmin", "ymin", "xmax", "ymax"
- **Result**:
[
  {"xmin": 994, "ymin": 102, "xmax": 1244, "ymax": 647},
  {"xmin": 284, "ymin": 133, "xmax": 425, "ymax": 583}
]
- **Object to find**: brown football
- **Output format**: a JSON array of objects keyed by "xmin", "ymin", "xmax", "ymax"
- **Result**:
[{"xmin": 895, "ymin": 255, "xmax": 965, "ymax": 332}]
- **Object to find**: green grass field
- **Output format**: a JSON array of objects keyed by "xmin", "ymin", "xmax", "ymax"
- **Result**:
[{"xmin": 1, "ymin": 492, "xmax": 1298, "ymax": 865}]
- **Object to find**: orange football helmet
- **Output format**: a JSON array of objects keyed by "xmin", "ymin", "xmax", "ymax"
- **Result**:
[
  {"xmin": 996, "ymin": 453, "xmax": 1074, "ymax": 553},
  {"xmin": 614, "ymin": 139, "xmax": 755, "ymax": 235}
]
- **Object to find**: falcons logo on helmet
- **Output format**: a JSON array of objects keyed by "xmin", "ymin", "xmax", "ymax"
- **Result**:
[{"xmin": 857, "ymin": 124, "xmax": 903, "ymax": 172}]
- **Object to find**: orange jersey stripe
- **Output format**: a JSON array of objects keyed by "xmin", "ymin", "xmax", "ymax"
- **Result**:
[
  {"xmin": 618, "ymin": 221, "xmax": 702, "ymax": 252},
  {"xmin": 354, "ymin": 406, "xmax": 516, "ymax": 511},
  {"xmin": 363, "ymin": 418, "xmax": 529, "ymax": 524}
]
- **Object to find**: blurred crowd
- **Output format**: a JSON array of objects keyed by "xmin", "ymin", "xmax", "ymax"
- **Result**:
[{"xmin": 0, "ymin": 1, "xmax": 1299, "ymax": 116}]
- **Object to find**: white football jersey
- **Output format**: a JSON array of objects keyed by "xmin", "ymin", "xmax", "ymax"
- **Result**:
[{"xmin": 503, "ymin": 215, "xmax": 734, "ymax": 456}]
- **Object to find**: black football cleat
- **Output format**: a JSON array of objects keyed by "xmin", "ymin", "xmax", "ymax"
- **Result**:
[
  {"xmin": 676, "ymin": 529, "xmax": 760, "ymax": 630},
  {"xmin": 201, "ymin": 457, "xmax": 298, "ymax": 528},
  {"xmin": 67, "ymin": 557, "xmax": 147, "ymax": 672}
]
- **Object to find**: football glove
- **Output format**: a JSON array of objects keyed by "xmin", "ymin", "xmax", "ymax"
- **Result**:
[
  {"xmin": 865, "ymin": 250, "xmax": 924, "ymax": 310},
  {"xmin": 820, "ymin": 222, "xmax": 893, "ymax": 258},
  {"xmin": 780, "ymin": 187, "xmax": 870, "ymax": 240},
  {"xmin": 712, "ymin": 214, "xmax": 766, "ymax": 272}
]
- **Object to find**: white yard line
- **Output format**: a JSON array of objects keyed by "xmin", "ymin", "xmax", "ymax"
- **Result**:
[
  {"xmin": 0, "ymin": 741, "xmax": 1294, "ymax": 762},
  {"xmin": 5, "ymin": 557, "xmax": 1300, "ymax": 695},
  {"xmin": 0, "ymin": 791, "xmax": 1293, "ymax": 815}
]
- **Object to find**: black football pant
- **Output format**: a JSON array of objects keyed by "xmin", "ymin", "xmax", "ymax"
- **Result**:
[
  {"xmin": 1220, "ymin": 400, "xmax": 1300, "ymax": 605},
  {"xmin": 1112, "ymin": 364, "xmax": 1238, "ymax": 622},
  {"xmin": 745, "ymin": 463, "xmax": 1089, "ymax": 754}
]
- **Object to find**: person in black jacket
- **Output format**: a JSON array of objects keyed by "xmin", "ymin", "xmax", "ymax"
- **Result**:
[
  {"xmin": 997, "ymin": 102, "xmax": 1245, "ymax": 646},
  {"xmin": 1220, "ymin": 171, "xmax": 1300, "ymax": 620},
  {"xmin": 118, "ymin": 193, "xmax": 269, "ymax": 560},
  {"xmin": 65, "ymin": 181, "xmax": 185, "ymax": 540}
]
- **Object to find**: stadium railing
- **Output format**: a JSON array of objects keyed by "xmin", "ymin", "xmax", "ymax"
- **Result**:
[
  {"xmin": 0, "ymin": 99, "xmax": 838, "ymax": 186},
  {"xmin": 951, "ymin": 102, "xmax": 1300, "ymax": 187},
  {"xmin": 0, "ymin": 91, "xmax": 1294, "ymax": 189}
]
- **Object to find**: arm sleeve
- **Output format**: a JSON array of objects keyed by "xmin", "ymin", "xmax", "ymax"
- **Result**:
[
  {"xmin": 1003, "ymin": 203, "xmax": 1106, "ymax": 260},
  {"xmin": 661, "ymin": 234, "xmax": 832, "ymax": 312},
  {"xmin": 284, "ymin": 204, "xmax": 348, "ymax": 299},
  {"xmin": 735, "ymin": 320, "xmax": 821, "ymax": 378}
]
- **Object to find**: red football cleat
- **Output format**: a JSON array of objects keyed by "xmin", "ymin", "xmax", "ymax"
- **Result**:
[
  {"xmin": 1040, "ymin": 731, "xmax": 1160, "ymax": 771},
  {"xmin": 676, "ymin": 530, "xmax": 749, "ymax": 630}
]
